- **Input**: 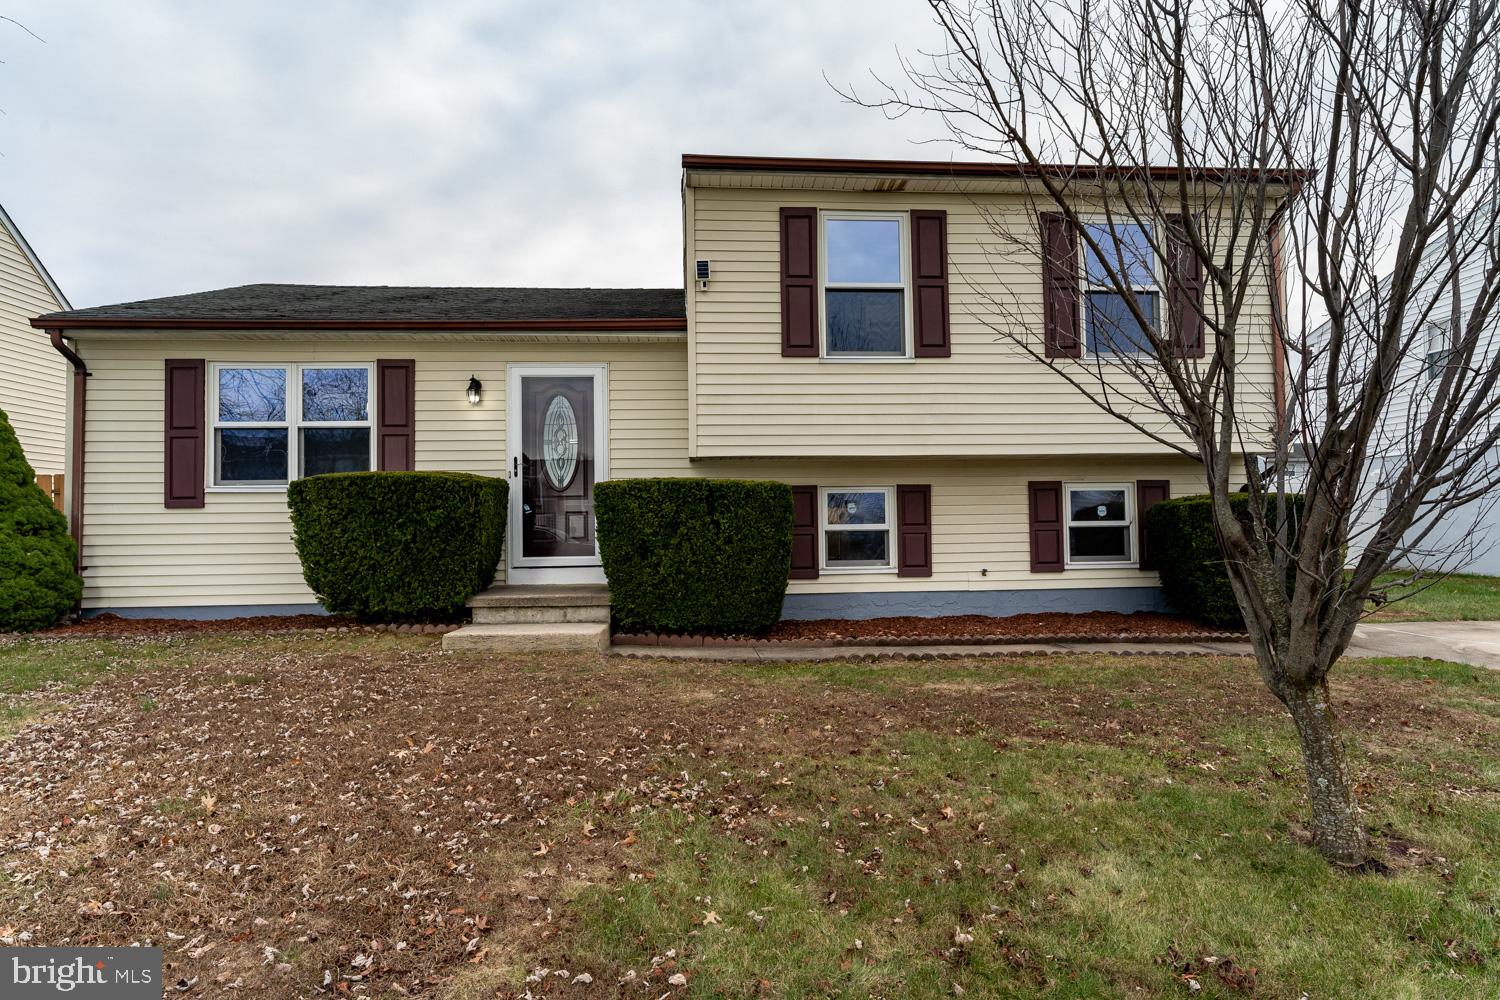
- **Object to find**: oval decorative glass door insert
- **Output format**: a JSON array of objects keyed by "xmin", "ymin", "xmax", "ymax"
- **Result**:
[{"xmin": 542, "ymin": 394, "xmax": 579, "ymax": 490}]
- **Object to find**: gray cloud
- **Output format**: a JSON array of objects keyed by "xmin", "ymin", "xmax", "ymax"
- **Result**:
[{"xmin": 0, "ymin": 1, "xmax": 947, "ymax": 306}]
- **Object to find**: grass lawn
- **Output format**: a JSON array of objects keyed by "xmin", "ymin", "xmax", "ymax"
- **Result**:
[
  {"xmin": 1, "ymin": 633, "xmax": 1499, "ymax": 998},
  {"xmin": 1365, "ymin": 571, "xmax": 1500, "ymax": 621}
]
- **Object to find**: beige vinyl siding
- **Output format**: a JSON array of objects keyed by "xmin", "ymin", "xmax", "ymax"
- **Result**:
[
  {"xmin": 698, "ymin": 456, "xmax": 1205, "ymax": 595},
  {"xmin": 77, "ymin": 337, "xmax": 692, "ymax": 610},
  {"xmin": 688, "ymin": 185, "xmax": 1279, "ymax": 458},
  {"xmin": 0, "ymin": 221, "xmax": 66, "ymax": 473},
  {"xmin": 76, "ymin": 332, "xmax": 1206, "ymax": 610}
]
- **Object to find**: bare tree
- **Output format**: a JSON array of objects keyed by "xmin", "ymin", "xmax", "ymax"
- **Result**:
[{"xmin": 846, "ymin": 0, "xmax": 1500, "ymax": 866}]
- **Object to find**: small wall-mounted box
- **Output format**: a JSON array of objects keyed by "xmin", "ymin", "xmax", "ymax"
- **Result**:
[{"xmin": 695, "ymin": 259, "xmax": 711, "ymax": 290}]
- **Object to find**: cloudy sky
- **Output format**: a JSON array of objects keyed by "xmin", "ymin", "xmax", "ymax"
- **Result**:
[{"xmin": 0, "ymin": 2, "xmax": 948, "ymax": 308}]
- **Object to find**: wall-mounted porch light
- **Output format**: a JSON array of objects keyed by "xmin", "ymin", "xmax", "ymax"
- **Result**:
[{"xmin": 466, "ymin": 375, "xmax": 483, "ymax": 405}]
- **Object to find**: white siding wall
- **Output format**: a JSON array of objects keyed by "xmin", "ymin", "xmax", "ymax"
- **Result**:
[
  {"xmin": 76, "ymin": 334, "xmax": 1206, "ymax": 611},
  {"xmin": 0, "ymin": 221, "xmax": 66, "ymax": 473},
  {"xmin": 688, "ymin": 185, "xmax": 1280, "ymax": 458},
  {"xmin": 1301, "ymin": 235, "xmax": 1500, "ymax": 573}
]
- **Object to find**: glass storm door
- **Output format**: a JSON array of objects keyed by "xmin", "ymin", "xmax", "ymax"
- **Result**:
[{"xmin": 511, "ymin": 368, "xmax": 604, "ymax": 568}]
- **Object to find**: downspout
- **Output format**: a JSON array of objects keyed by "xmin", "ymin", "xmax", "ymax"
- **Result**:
[
  {"xmin": 48, "ymin": 328, "xmax": 87, "ymax": 573},
  {"xmin": 1267, "ymin": 217, "xmax": 1290, "ymax": 435}
]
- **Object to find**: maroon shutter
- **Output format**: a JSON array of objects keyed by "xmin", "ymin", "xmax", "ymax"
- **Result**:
[
  {"xmin": 163, "ymin": 359, "xmax": 205, "ymax": 509},
  {"xmin": 911, "ymin": 210, "xmax": 951, "ymax": 358},
  {"xmin": 1028, "ymin": 480, "xmax": 1065, "ymax": 572},
  {"xmin": 1136, "ymin": 479, "xmax": 1171, "ymax": 569},
  {"xmin": 789, "ymin": 484, "xmax": 819, "ymax": 579},
  {"xmin": 1167, "ymin": 214, "xmax": 1205, "ymax": 357},
  {"xmin": 1041, "ymin": 213, "xmax": 1081, "ymax": 358},
  {"xmin": 376, "ymin": 359, "xmax": 415, "ymax": 471},
  {"xmin": 780, "ymin": 207, "xmax": 819, "ymax": 357},
  {"xmin": 896, "ymin": 484, "xmax": 933, "ymax": 577}
]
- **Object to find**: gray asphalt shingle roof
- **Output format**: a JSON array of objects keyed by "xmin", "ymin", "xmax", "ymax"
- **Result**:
[{"xmin": 35, "ymin": 283, "xmax": 685, "ymax": 325}]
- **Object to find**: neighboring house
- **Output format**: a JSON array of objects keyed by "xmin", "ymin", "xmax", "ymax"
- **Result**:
[
  {"xmin": 0, "ymin": 202, "xmax": 70, "ymax": 501},
  {"xmin": 31, "ymin": 154, "xmax": 1287, "ymax": 619},
  {"xmin": 1298, "ymin": 234, "xmax": 1500, "ymax": 575}
]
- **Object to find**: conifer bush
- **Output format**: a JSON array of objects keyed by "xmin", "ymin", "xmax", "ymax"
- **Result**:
[{"xmin": 0, "ymin": 406, "xmax": 80, "ymax": 631}]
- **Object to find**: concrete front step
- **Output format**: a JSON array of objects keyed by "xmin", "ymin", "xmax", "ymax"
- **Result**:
[
  {"xmin": 442, "ymin": 622, "xmax": 610, "ymax": 653},
  {"xmin": 468, "ymin": 584, "xmax": 611, "ymax": 608},
  {"xmin": 473, "ymin": 604, "xmax": 611, "ymax": 625}
]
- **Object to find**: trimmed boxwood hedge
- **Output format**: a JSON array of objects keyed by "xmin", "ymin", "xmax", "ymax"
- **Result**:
[
  {"xmin": 594, "ymin": 478, "xmax": 793, "ymax": 635},
  {"xmin": 0, "ymin": 405, "xmax": 81, "ymax": 631},
  {"xmin": 287, "ymin": 471, "xmax": 506, "ymax": 621},
  {"xmin": 1146, "ymin": 492, "xmax": 1305, "ymax": 628}
]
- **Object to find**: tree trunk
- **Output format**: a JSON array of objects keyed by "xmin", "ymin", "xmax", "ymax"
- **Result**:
[{"xmin": 1281, "ymin": 680, "xmax": 1369, "ymax": 865}]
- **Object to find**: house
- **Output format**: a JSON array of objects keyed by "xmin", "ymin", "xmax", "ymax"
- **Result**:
[
  {"xmin": 31, "ymin": 154, "xmax": 1288, "ymax": 621},
  {"xmin": 1296, "ymin": 233, "xmax": 1500, "ymax": 575},
  {"xmin": 0, "ymin": 202, "xmax": 71, "ymax": 506}
]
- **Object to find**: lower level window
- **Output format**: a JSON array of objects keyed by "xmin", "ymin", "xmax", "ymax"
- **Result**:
[
  {"xmin": 211, "ymin": 363, "xmax": 374, "ymax": 486},
  {"xmin": 821, "ymin": 487, "xmax": 894, "ymax": 570},
  {"xmin": 1064, "ymin": 483, "xmax": 1135, "ymax": 565}
]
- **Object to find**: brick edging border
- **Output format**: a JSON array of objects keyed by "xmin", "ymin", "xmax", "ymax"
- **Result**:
[
  {"xmin": 19, "ymin": 622, "xmax": 465, "ymax": 642},
  {"xmin": 611, "ymin": 630, "xmax": 1246, "ymax": 648},
  {"xmin": 611, "ymin": 646, "xmax": 1252, "ymax": 661}
]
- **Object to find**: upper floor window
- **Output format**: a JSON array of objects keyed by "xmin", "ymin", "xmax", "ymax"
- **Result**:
[
  {"xmin": 1083, "ymin": 221, "xmax": 1159, "ymax": 357},
  {"xmin": 211, "ymin": 362, "xmax": 374, "ymax": 487},
  {"xmin": 822, "ymin": 212, "xmax": 910, "ymax": 358},
  {"xmin": 1424, "ymin": 320, "xmax": 1457, "ymax": 381}
]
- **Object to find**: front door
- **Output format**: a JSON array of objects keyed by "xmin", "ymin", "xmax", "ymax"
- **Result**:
[{"xmin": 507, "ymin": 365, "xmax": 608, "ymax": 583}]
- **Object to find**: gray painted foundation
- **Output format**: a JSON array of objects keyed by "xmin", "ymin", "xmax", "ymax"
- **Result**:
[
  {"xmin": 779, "ymin": 587, "xmax": 1169, "ymax": 621},
  {"xmin": 83, "ymin": 603, "xmax": 328, "ymax": 620},
  {"xmin": 85, "ymin": 588, "xmax": 1168, "ymax": 623}
]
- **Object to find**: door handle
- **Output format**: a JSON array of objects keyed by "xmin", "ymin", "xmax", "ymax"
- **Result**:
[{"xmin": 512, "ymin": 456, "xmax": 519, "ymax": 477}]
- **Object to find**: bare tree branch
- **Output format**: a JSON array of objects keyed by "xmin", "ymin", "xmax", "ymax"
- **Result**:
[{"xmin": 847, "ymin": 0, "xmax": 1500, "ymax": 866}]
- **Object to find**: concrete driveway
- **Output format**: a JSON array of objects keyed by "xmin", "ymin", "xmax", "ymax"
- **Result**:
[{"xmin": 1348, "ymin": 621, "xmax": 1500, "ymax": 669}]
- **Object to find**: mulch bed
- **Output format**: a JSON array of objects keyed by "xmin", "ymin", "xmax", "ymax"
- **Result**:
[
  {"xmin": 614, "ymin": 610, "xmax": 1245, "ymax": 647},
  {"xmin": 29, "ymin": 610, "xmax": 1242, "ymax": 648},
  {"xmin": 33, "ymin": 613, "xmax": 459, "ymax": 638}
]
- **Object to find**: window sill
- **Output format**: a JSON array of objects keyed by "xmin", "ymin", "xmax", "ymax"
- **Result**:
[
  {"xmin": 1078, "ymin": 354, "xmax": 1150, "ymax": 364},
  {"xmin": 206, "ymin": 484, "xmax": 289, "ymax": 493},
  {"xmin": 818, "ymin": 565, "xmax": 899, "ymax": 575},
  {"xmin": 1064, "ymin": 562, "xmax": 1141, "ymax": 570},
  {"xmin": 818, "ymin": 356, "xmax": 915, "ymax": 364}
]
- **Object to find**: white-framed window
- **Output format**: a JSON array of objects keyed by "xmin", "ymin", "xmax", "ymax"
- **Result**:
[
  {"xmin": 209, "ymin": 362, "xmax": 375, "ymax": 488},
  {"xmin": 1424, "ymin": 320, "xmax": 1457, "ymax": 381},
  {"xmin": 1082, "ymin": 220, "xmax": 1160, "ymax": 357},
  {"xmin": 820, "ymin": 486, "xmax": 896, "ymax": 571},
  {"xmin": 820, "ymin": 211, "xmax": 911, "ymax": 359},
  {"xmin": 1064, "ymin": 482, "xmax": 1136, "ymax": 566}
]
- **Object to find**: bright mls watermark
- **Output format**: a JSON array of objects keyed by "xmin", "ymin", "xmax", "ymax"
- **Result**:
[{"xmin": 2, "ymin": 948, "xmax": 161, "ymax": 998}]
